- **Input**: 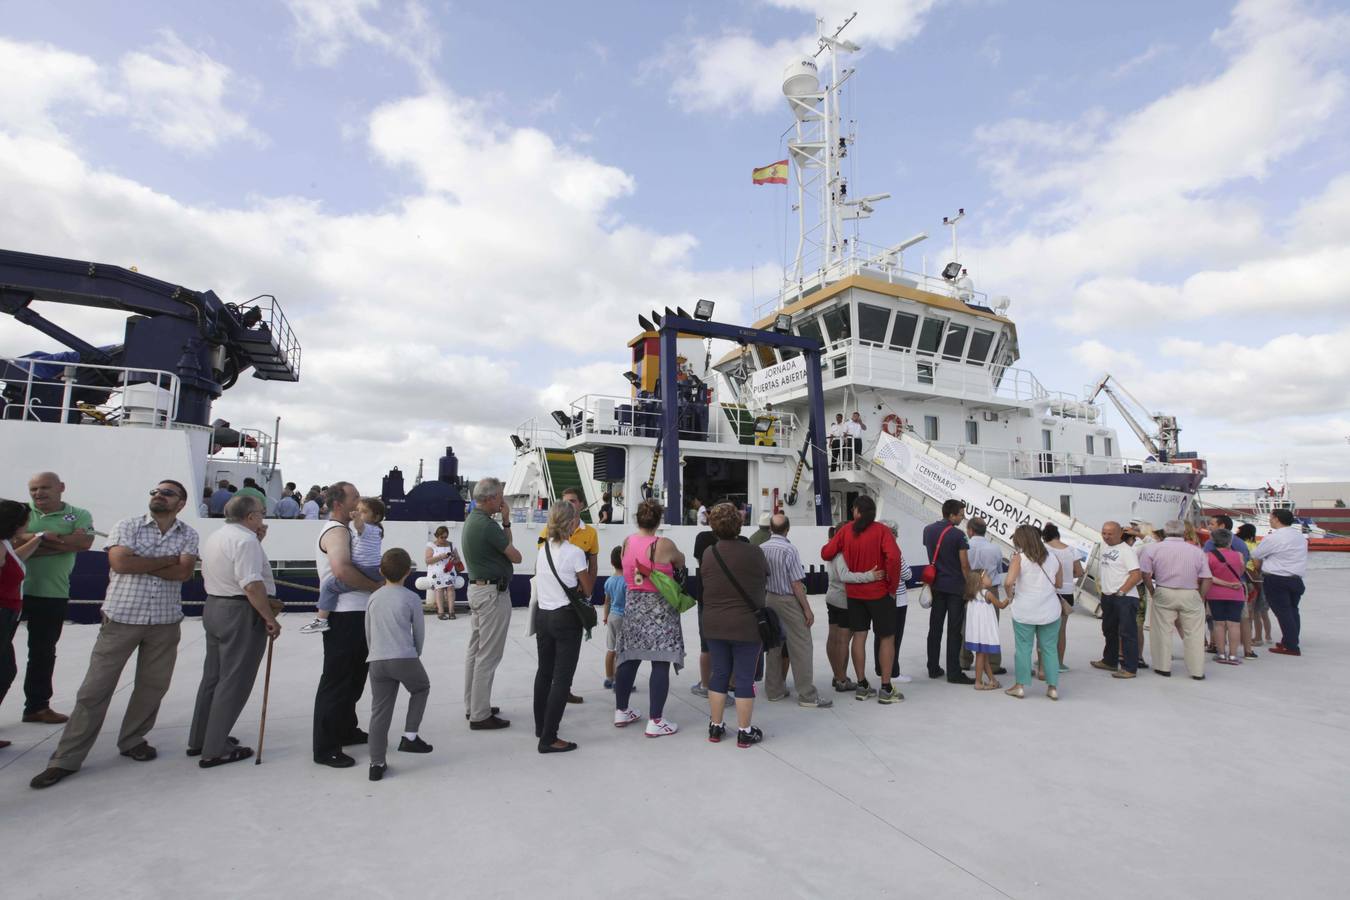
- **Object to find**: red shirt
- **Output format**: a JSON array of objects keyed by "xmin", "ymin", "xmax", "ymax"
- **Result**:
[
  {"xmin": 0, "ymin": 541, "xmax": 24, "ymax": 611},
  {"xmin": 821, "ymin": 522, "xmax": 901, "ymax": 600}
]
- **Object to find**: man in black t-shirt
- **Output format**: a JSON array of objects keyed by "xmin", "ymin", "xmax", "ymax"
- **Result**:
[{"xmin": 922, "ymin": 499, "xmax": 974, "ymax": 684}]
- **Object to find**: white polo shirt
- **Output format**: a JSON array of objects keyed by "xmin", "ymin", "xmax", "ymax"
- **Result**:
[
  {"xmin": 1252, "ymin": 526, "xmax": 1308, "ymax": 578},
  {"xmin": 201, "ymin": 522, "xmax": 275, "ymax": 597}
]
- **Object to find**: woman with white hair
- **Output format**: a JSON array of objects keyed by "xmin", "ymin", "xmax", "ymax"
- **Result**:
[{"xmin": 533, "ymin": 501, "xmax": 593, "ymax": 753}]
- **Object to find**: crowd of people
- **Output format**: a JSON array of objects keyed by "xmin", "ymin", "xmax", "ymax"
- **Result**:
[{"xmin": 0, "ymin": 470, "xmax": 1311, "ymax": 786}]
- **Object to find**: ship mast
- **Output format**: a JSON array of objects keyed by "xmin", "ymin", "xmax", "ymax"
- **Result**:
[{"xmin": 782, "ymin": 14, "xmax": 887, "ymax": 301}]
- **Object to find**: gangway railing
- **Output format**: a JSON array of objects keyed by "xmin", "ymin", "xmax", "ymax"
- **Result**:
[{"xmin": 863, "ymin": 431, "xmax": 1106, "ymax": 612}]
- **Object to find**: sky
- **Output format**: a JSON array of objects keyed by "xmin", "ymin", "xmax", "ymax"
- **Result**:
[{"xmin": 1, "ymin": 0, "xmax": 1347, "ymax": 493}]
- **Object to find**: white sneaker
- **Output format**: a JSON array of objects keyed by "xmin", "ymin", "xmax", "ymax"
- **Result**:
[
  {"xmin": 894, "ymin": 672, "xmax": 913, "ymax": 684},
  {"xmin": 613, "ymin": 708, "xmax": 642, "ymax": 728},
  {"xmin": 644, "ymin": 717, "xmax": 679, "ymax": 738},
  {"xmin": 298, "ymin": 618, "xmax": 329, "ymax": 634}
]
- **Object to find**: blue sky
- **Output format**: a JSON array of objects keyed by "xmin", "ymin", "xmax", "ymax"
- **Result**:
[{"xmin": 1, "ymin": 0, "xmax": 1347, "ymax": 493}]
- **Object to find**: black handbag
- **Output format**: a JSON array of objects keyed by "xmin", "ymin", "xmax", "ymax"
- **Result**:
[
  {"xmin": 544, "ymin": 541, "xmax": 597, "ymax": 637},
  {"xmin": 712, "ymin": 544, "xmax": 781, "ymax": 650}
]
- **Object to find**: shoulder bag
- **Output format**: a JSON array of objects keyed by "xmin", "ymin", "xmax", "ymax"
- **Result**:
[
  {"xmin": 712, "ymin": 544, "xmax": 781, "ymax": 650},
  {"xmin": 921, "ymin": 525, "xmax": 954, "ymax": 586},
  {"xmin": 544, "ymin": 541, "xmax": 597, "ymax": 638},
  {"xmin": 1208, "ymin": 549, "xmax": 1245, "ymax": 600}
]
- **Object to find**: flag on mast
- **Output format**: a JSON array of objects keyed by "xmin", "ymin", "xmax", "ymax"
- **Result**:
[{"xmin": 752, "ymin": 160, "xmax": 789, "ymax": 185}]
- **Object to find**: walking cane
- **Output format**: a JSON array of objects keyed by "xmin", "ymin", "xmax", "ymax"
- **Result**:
[{"xmin": 255, "ymin": 635, "xmax": 276, "ymax": 765}]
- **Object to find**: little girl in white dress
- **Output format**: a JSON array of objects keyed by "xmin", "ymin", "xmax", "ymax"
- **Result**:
[{"xmin": 964, "ymin": 569, "xmax": 1009, "ymax": 690}]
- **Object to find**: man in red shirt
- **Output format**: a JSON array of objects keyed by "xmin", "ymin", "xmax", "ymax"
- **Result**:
[{"xmin": 821, "ymin": 497, "xmax": 903, "ymax": 703}]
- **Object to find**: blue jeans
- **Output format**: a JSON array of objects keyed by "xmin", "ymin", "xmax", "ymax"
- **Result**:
[
  {"xmin": 707, "ymin": 638, "xmax": 760, "ymax": 697},
  {"xmin": 1263, "ymin": 573, "xmax": 1305, "ymax": 651},
  {"xmin": 1014, "ymin": 619, "xmax": 1061, "ymax": 687},
  {"xmin": 1100, "ymin": 593, "xmax": 1139, "ymax": 672}
]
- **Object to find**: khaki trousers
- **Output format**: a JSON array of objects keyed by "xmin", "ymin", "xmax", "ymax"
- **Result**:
[
  {"xmin": 764, "ymin": 592, "xmax": 820, "ymax": 703},
  {"xmin": 464, "ymin": 584, "xmax": 512, "ymax": 722},
  {"xmin": 1149, "ymin": 586, "xmax": 1206, "ymax": 677},
  {"xmin": 49, "ymin": 618, "xmax": 181, "ymax": 771}
]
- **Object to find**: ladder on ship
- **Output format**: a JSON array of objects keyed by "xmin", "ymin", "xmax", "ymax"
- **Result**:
[{"xmin": 860, "ymin": 432, "xmax": 1105, "ymax": 612}]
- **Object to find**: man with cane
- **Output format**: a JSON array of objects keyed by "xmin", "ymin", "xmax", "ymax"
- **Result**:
[
  {"xmin": 30, "ymin": 480, "xmax": 198, "ymax": 789},
  {"xmin": 189, "ymin": 494, "xmax": 281, "ymax": 768}
]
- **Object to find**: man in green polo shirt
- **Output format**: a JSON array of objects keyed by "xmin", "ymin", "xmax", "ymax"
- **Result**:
[
  {"xmin": 22, "ymin": 472, "xmax": 94, "ymax": 724},
  {"xmin": 461, "ymin": 477, "xmax": 520, "ymax": 730}
]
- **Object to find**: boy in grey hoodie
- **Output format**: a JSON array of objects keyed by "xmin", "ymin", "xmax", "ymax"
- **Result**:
[{"xmin": 365, "ymin": 547, "xmax": 433, "ymax": 781}]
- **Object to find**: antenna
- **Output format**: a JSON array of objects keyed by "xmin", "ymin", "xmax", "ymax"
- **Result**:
[{"xmin": 942, "ymin": 208, "xmax": 965, "ymax": 263}]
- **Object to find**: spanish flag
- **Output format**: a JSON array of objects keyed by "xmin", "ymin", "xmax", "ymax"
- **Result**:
[{"xmin": 752, "ymin": 159, "xmax": 789, "ymax": 185}]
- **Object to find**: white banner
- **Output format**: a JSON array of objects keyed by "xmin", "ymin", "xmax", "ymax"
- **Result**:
[
  {"xmin": 871, "ymin": 432, "xmax": 1095, "ymax": 561},
  {"xmin": 750, "ymin": 355, "xmax": 808, "ymax": 400}
]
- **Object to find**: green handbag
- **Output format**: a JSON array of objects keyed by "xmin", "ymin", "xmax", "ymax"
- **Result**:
[{"xmin": 634, "ymin": 539, "xmax": 697, "ymax": 614}]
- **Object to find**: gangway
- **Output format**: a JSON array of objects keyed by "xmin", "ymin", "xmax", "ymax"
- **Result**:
[{"xmin": 864, "ymin": 431, "xmax": 1106, "ymax": 612}]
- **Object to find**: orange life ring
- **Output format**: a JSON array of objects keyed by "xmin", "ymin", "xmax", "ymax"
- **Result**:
[{"xmin": 881, "ymin": 414, "xmax": 906, "ymax": 436}]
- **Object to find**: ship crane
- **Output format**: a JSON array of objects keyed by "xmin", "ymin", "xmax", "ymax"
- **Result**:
[{"xmin": 1085, "ymin": 373, "xmax": 1180, "ymax": 461}]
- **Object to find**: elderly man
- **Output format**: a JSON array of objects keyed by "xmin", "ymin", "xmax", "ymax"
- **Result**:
[
  {"xmin": 461, "ymin": 477, "xmax": 521, "ymax": 730},
  {"xmin": 1090, "ymin": 522, "xmax": 1143, "ymax": 679},
  {"xmin": 21, "ymin": 472, "xmax": 95, "ymax": 725},
  {"xmin": 30, "ymin": 480, "xmax": 199, "ymax": 789},
  {"xmin": 1140, "ymin": 520, "xmax": 1210, "ymax": 680},
  {"xmin": 1252, "ymin": 508, "xmax": 1308, "ymax": 656},
  {"xmin": 313, "ymin": 482, "xmax": 382, "ymax": 768},
  {"xmin": 190, "ymin": 494, "xmax": 281, "ymax": 766},
  {"xmin": 207, "ymin": 479, "xmax": 233, "ymax": 517},
  {"xmin": 960, "ymin": 518, "xmax": 1006, "ymax": 675},
  {"xmin": 761, "ymin": 515, "xmax": 831, "ymax": 709}
]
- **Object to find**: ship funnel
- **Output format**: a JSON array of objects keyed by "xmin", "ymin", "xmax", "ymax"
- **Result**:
[{"xmin": 782, "ymin": 58, "xmax": 820, "ymax": 119}]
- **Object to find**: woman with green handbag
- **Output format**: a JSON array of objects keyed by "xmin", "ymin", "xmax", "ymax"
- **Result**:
[{"xmin": 613, "ymin": 499, "xmax": 687, "ymax": 738}]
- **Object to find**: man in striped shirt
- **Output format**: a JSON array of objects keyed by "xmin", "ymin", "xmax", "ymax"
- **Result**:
[{"xmin": 761, "ymin": 515, "xmax": 832, "ymax": 709}]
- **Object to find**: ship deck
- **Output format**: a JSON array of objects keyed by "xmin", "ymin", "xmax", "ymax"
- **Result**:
[{"xmin": 4, "ymin": 560, "xmax": 1347, "ymax": 899}]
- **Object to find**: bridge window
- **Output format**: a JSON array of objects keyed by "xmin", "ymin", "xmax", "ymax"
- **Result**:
[
  {"xmin": 917, "ymin": 361, "xmax": 934, "ymax": 385},
  {"xmin": 821, "ymin": 305, "xmax": 851, "ymax": 344},
  {"xmin": 889, "ymin": 311, "xmax": 918, "ymax": 350},
  {"xmin": 924, "ymin": 415, "xmax": 939, "ymax": 441},
  {"xmin": 857, "ymin": 303, "xmax": 890, "ymax": 346},
  {"xmin": 967, "ymin": 329, "xmax": 994, "ymax": 365},
  {"xmin": 942, "ymin": 323, "xmax": 969, "ymax": 361},
  {"xmin": 796, "ymin": 316, "xmax": 824, "ymax": 347},
  {"xmin": 917, "ymin": 317, "xmax": 946, "ymax": 354}
]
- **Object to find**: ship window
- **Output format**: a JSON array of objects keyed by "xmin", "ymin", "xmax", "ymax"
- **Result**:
[
  {"xmin": 917, "ymin": 317, "xmax": 946, "ymax": 354},
  {"xmin": 858, "ymin": 303, "xmax": 891, "ymax": 346},
  {"xmin": 924, "ymin": 415, "xmax": 939, "ymax": 441},
  {"xmin": 821, "ymin": 305, "xmax": 852, "ymax": 345},
  {"xmin": 1060, "ymin": 495, "xmax": 1072, "ymax": 516},
  {"xmin": 967, "ymin": 329, "xmax": 994, "ymax": 365},
  {"xmin": 796, "ymin": 316, "xmax": 824, "ymax": 347},
  {"xmin": 889, "ymin": 311, "xmax": 918, "ymax": 350},
  {"xmin": 754, "ymin": 344, "xmax": 777, "ymax": 368},
  {"xmin": 917, "ymin": 361, "xmax": 934, "ymax": 385},
  {"xmin": 1105, "ymin": 436, "xmax": 1114, "ymax": 457},
  {"xmin": 831, "ymin": 355, "xmax": 848, "ymax": 378},
  {"xmin": 780, "ymin": 345, "xmax": 799, "ymax": 360},
  {"xmin": 965, "ymin": 420, "xmax": 978, "ymax": 445},
  {"xmin": 1086, "ymin": 435, "xmax": 1095, "ymax": 455},
  {"xmin": 942, "ymin": 323, "xmax": 969, "ymax": 361},
  {"xmin": 1041, "ymin": 429, "xmax": 1052, "ymax": 451}
]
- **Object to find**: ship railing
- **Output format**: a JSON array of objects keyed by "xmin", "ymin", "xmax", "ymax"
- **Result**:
[
  {"xmin": 759, "ymin": 242, "xmax": 993, "ymax": 319},
  {"xmin": 926, "ymin": 443, "xmax": 1195, "ymax": 480},
  {"xmin": 512, "ymin": 417, "xmax": 567, "ymax": 453},
  {"xmin": 209, "ymin": 427, "xmax": 277, "ymax": 476},
  {"xmin": 818, "ymin": 343, "xmax": 1055, "ymax": 405},
  {"xmin": 561, "ymin": 393, "xmax": 800, "ymax": 448},
  {"xmin": 0, "ymin": 356, "xmax": 180, "ymax": 428}
]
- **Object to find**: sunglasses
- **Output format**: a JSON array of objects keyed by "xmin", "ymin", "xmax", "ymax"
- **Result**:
[{"xmin": 149, "ymin": 488, "xmax": 181, "ymax": 498}]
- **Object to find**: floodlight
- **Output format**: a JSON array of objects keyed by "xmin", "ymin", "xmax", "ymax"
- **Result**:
[
  {"xmin": 651, "ymin": 310, "xmax": 662, "ymax": 326},
  {"xmin": 622, "ymin": 371, "xmax": 641, "ymax": 386},
  {"xmin": 637, "ymin": 314, "xmax": 654, "ymax": 332},
  {"xmin": 942, "ymin": 262, "xmax": 962, "ymax": 282},
  {"xmin": 773, "ymin": 313, "xmax": 792, "ymax": 333},
  {"xmin": 676, "ymin": 306, "xmax": 690, "ymax": 319},
  {"xmin": 694, "ymin": 299, "xmax": 715, "ymax": 320},
  {"xmin": 509, "ymin": 435, "xmax": 524, "ymax": 450},
  {"xmin": 550, "ymin": 410, "xmax": 571, "ymax": 429}
]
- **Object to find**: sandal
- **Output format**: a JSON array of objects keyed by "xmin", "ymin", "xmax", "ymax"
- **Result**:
[
  {"xmin": 198, "ymin": 745, "xmax": 254, "ymax": 768},
  {"xmin": 1004, "ymin": 685, "xmax": 1025, "ymax": 699},
  {"xmin": 438, "ymin": 613, "xmax": 450, "ymax": 620},
  {"xmin": 989, "ymin": 679, "xmax": 1001, "ymax": 690},
  {"xmin": 974, "ymin": 682, "xmax": 997, "ymax": 691}
]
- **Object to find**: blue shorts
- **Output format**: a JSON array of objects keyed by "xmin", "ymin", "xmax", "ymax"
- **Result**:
[{"xmin": 1208, "ymin": 599, "xmax": 1244, "ymax": 623}]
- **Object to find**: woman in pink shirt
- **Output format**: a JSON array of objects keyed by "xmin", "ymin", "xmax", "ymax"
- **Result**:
[{"xmin": 1204, "ymin": 528, "xmax": 1246, "ymax": 664}]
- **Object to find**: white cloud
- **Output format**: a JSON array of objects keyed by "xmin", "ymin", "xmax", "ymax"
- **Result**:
[
  {"xmin": 283, "ymin": 0, "xmax": 439, "ymax": 82},
  {"xmin": 0, "ymin": 37, "xmax": 122, "ymax": 139},
  {"xmin": 119, "ymin": 32, "xmax": 261, "ymax": 152},
  {"xmin": 0, "ymin": 38, "xmax": 750, "ymax": 487},
  {"xmin": 1108, "ymin": 42, "xmax": 1171, "ymax": 80},
  {"xmin": 663, "ymin": 0, "xmax": 944, "ymax": 115}
]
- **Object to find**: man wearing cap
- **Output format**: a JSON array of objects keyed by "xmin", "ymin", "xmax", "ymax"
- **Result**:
[
  {"xmin": 749, "ymin": 513, "xmax": 772, "ymax": 547},
  {"xmin": 20, "ymin": 472, "xmax": 94, "ymax": 725}
]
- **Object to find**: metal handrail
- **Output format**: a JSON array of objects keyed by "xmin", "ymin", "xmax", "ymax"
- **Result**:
[{"xmin": 0, "ymin": 356, "xmax": 180, "ymax": 428}]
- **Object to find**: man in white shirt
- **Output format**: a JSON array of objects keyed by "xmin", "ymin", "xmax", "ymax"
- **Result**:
[
  {"xmin": 846, "ymin": 412, "xmax": 867, "ymax": 467},
  {"xmin": 828, "ymin": 414, "xmax": 846, "ymax": 470},
  {"xmin": 1090, "ymin": 522, "xmax": 1143, "ymax": 677},
  {"xmin": 190, "ymin": 493, "xmax": 281, "ymax": 767},
  {"xmin": 1251, "ymin": 508, "xmax": 1308, "ymax": 656}
]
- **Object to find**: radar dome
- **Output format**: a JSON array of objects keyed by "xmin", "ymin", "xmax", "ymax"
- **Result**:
[{"xmin": 782, "ymin": 58, "xmax": 820, "ymax": 118}]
